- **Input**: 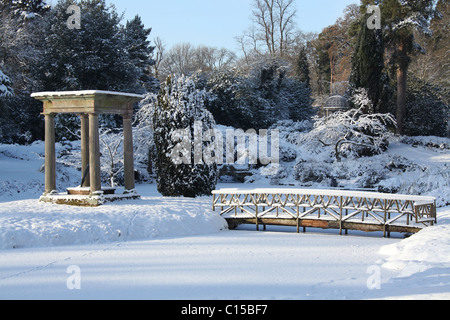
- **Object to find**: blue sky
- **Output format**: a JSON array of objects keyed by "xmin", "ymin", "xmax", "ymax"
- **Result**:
[{"xmin": 105, "ymin": 0, "xmax": 359, "ymax": 51}]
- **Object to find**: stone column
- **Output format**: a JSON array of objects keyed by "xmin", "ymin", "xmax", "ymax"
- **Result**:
[
  {"xmin": 123, "ymin": 114, "xmax": 135, "ymax": 192},
  {"xmin": 89, "ymin": 113, "xmax": 101, "ymax": 194},
  {"xmin": 80, "ymin": 114, "xmax": 90, "ymax": 187},
  {"xmin": 44, "ymin": 113, "xmax": 56, "ymax": 195}
]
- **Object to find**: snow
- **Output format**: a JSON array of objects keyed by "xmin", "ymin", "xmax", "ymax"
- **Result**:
[
  {"xmin": 30, "ymin": 90, "xmax": 145, "ymax": 99},
  {"xmin": 0, "ymin": 70, "xmax": 13, "ymax": 97},
  {"xmin": 213, "ymin": 187, "xmax": 436, "ymax": 202},
  {"xmin": 0, "ymin": 137, "xmax": 449, "ymax": 300},
  {"xmin": 0, "ymin": 186, "xmax": 227, "ymax": 250}
]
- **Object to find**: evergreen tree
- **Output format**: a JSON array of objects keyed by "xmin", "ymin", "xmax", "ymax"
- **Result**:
[
  {"xmin": 0, "ymin": 0, "xmax": 49, "ymax": 144},
  {"xmin": 153, "ymin": 75, "xmax": 218, "ymax": 198},
  {"xmin": 295, "ymin": 47, "xmax": 311, "ymax": 89},
  {"xmin": 349, "ymin": 4, "xmax": 390, "ymax": 113},
  {"xmin": 39, "ymin": 0, "xmax": 143, "ymax": 139},
  {"xmin": 124, "ymin": 15, "xmax": 157, "ymax": 93},
  {"xmin": 206, "ymin": 70, "xmax": 253, "ymax": 129},
  {"xmin": 0, "ymin": 0, "xmax": 50, "ymax": 16},
  {"xmin": 40, "ymin": 0, "xmax": 139, "ymax": 93},
  {"xmin": 315, "ymin": 40, "xmax": 331, "ymax": 95}
]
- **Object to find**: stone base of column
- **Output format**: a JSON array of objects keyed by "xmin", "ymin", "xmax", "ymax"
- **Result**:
[{"xmin": 39, "ymin": 191, "xmax": 141, "ymax": 207}]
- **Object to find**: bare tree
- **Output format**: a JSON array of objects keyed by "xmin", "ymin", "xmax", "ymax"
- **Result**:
[
  {"xmin": 151, "ymin": 37, "xmax": 165, "ymax": 80},
  {"xmin": 276, "ymin": 0, "xmax": 297, "ymax": 56},
  {"xmin": 159, "ymin": 43, "xmax": 236, "ymax": 79},
  {"xmin": 240, "ymin": 0, "xmax": 297, "ymax": 57}
]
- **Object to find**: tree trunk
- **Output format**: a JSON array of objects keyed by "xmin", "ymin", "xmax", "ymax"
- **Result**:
[
  {"xmin": 396, "ymin": 39, "xmax": 409, "ymax": 135},
  {"xmin": 396, "ymin": 66, "xmax": 407, "ymax": 135}
]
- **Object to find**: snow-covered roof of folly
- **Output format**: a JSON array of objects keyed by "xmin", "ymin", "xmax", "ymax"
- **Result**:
[
  {"xmin": 31, "ymin": 90, "xmax": 144, "ymax": 99},
  {"xmin": 31, "ymin": 90, "xmax": 145, "ymax": 115},
  {"xmin": 324, "ymin": 95, "xmax": 349, "ymax": 110}
]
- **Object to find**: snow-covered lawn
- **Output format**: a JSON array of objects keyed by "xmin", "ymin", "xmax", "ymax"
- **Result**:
[{"xmin": 0, "ymin": 138, "xmax": 449, "ymax": 300}]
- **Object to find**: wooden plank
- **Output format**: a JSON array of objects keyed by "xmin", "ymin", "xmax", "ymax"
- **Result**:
[{"xmin": 225, "ymin": 218, "xmax": 423, "ymax": 235}]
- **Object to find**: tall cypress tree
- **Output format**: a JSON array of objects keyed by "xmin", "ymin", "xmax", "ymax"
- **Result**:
[
  {"xmin": 349, "ymin": 3, "xmax": 390, "ymax": 113},
  {"xmin": 295, "ymin": 47, "xmax": 311, "ymax": 89}
]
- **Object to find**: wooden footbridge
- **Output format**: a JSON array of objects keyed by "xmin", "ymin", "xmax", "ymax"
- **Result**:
[{"xmin": 212, "ymin": 188, "xmax": 437, "ymax": 237}]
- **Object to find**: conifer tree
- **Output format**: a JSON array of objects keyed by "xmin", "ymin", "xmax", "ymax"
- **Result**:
[
  {"xmin": 295, "ymin": 47, "xmax": 311, "ymax": 89},
  {"xmin": 349, "ymin": 4, "xmax": 390, "ymax": 113},
  {"xmin": 0, "ymin": 0, "xmax": 49, "ymax": 143},
  {"xmin": 124, "ymin": 15, "xmax": 157, "ymax": 93},
  {"xmin": 39, "ymin": 0, "xmax": 142, "ymax": 139},
  {"xmin": 0, "ymin": 0, "xmax": 50, "ymax": 16},
  {"xmin": 40, "ymin": 0, "xmax": 138, "ymax": 93},
  {"xmin": 153, "ymin": 75, "xmax": 218, "ymax": 198}
]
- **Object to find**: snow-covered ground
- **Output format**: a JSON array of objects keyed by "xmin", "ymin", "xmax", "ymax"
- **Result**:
[{"xmin": 0, "ymin": 138, "xmax": 449, "ymax": 300}]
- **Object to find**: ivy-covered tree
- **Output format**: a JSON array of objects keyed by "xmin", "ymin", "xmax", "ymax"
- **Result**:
[
  {"xmin": 153, "ymin": 75, "xmax": 218, "ymax": 198},
  {"xmin": 380, "ymin": 0, "xmax": 437, "ymax": 134},
  {"xmin": 404, "ymin": 76, "xmax": 449, "ymax": 137}
]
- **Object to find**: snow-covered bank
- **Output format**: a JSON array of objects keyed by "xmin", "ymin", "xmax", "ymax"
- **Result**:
[
  {"xmin": 379, "ymin": 206, "xmax": 450, "ymax": 278},
  {"xmin": 0, "ymin": 185, "xmax": 228, "ymax": 250}
]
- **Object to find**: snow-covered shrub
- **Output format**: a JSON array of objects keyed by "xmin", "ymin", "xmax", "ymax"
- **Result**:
[
  {"xmin": 99, "ymin": 129, "xmax": 124, "ymax": 187},
  {"xmin": 350, "ymin": 88, "xmax": 374, "ymax": 114},
  {"xmin": 378, "ymin": 166, "xmax": 450, "ymax": 207},
  {"xmin": 400, "ymin": 136, "xmax": 450, "ymax": 150},
  {"xmin": 300, "ymin": 105, "xmax": 396, "ymax": 162},
  {"xmin": 294, "ymin": 160, "xmax": 332, "ymax": 184},
  {"xmin": 0, "ymin": 70, "xmax": 13, "ymax": 98},
  {"xmin": 355, "ymin": 165, "xmax": 388, "ymax": 188},
  {"xmin": 153, "ymin": 75, "xmax": 218, "ymax": 197},
  {"xmin": 133, "ymin": 93, "xmax": 157, "ymax": 181}
]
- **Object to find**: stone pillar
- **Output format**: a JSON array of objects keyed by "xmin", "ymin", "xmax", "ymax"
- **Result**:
[
  {"xmin": 80, "ymin": 114, "xmax": 90, "ymax": 187},
  {"xmin": 123, "ymin": 114, "xmax": 135, "ymax": 192},
  {"xmin": 89, "ymin": 113, "xmax": 101, "ymax": 194},
  {"xmin": 44, "ymin": 113, "xmax": 56, "ymax": 195}
]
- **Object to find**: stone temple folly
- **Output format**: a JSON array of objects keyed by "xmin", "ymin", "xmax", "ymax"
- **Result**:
[{"xmin": 31, "ymin": 90, "xmax": 144, "ymax": 206}]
